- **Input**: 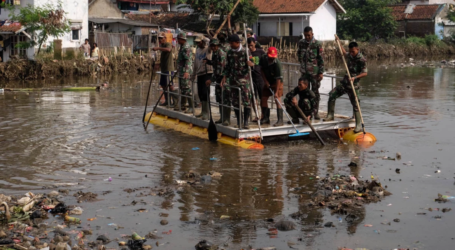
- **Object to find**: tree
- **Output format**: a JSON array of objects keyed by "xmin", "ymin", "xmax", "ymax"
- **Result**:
[
  {"xmin": 177, "ymin": 0, "xmax": 259, "ymax": 36},
  {"xmin": 337, "ymin": 0, "xmax": 401, "ymax": 41},
  {"xmin": 3, "ymin": 1, "xmax": 70, "ymax": 54}
]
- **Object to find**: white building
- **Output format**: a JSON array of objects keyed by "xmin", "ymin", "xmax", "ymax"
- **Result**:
[
  {"xmin": 0, "ymin": 0, "xmax": 88, "ymax": 61},
  {"xmin": 251, "ymin": 0, "xmax": 346, "ymax": 41}
]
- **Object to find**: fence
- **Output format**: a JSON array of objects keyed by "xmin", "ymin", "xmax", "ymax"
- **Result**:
[{"xmin": 93, "ymin": 32, "xmax": 133, "ymax": 54}]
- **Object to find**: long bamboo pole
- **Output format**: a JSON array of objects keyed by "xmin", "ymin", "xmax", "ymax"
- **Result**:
[{"xmin": 334, "ymin": 34, "xmax": 366, "ymax": 134}]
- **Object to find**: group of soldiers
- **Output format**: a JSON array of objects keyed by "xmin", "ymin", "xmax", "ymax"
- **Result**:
[{"xmin": 154, "ymin": 26, "xmax": 367, "ymax": 133}]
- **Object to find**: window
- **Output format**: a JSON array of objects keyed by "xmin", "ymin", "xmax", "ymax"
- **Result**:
[
  {"xmin": 72, "ymin": 30, "xmax": 80, "ymax": 40},
  {"xmin": 10, "ymin": 34, "xmax": 26, "ymax": 57},
  {"xmin": 4, "ymin": 0, "xmax": 21, "ymax": 5},
  {"xmin": 277, "ymin": 22, "xmax": 290, "ymax": 36},
  {"xmin": 258, "ymin": 22, "xmax": 261, "ymax": 36}
]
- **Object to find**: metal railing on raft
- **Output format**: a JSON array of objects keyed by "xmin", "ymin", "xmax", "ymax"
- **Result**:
[
  {"xmin": 157, "ymin": 65, "xmax": 348, "ymax": 128},
  {"xmin": 158, "ymin": 72, "xmax": 246, "ymax": 130}
]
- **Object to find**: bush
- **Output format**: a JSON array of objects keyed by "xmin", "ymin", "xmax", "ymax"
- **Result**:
[
  {"xmin": 424, "ymin": 34, "xmax": 440, "ymax": 46},
  {"xmin": 406, "ymin": 36, "xmax": 426, "ymax": 45}
]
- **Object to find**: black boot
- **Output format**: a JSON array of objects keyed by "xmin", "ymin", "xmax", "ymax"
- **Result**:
[
  {"xmin": 325, "ymin": 99, "xmax": 335, "ymax": 121},
  {"xmin": 234, "ymin": 109, "xmax": 240, "ymax": 128},
  {"xmin": 243, "ymin": 107, "xmax": 250, "ymax": 129},
  {"xmin": 273, "ymin": 109, "xmax": 284, "ymax": 127},
  {"xmin": 215, "ymin": 106, "xmax": 223, "ymax": 124},
  {"xmin": 260, "ymin": 107, "xmax": 270, "ymax": 124}
]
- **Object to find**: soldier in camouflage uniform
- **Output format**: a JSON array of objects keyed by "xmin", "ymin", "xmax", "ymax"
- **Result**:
[
  {"xmin": 221, "ymin": 34, "xmax": 252, "ymax": 129},
  {"xmin": 204, "ymin": 38, "xmax": 230, "ymax": 126},
  {"xmin": 175, "ymin": 32, "xmax": 194, "ymax": 113},
  {"xmin": 297, "ymin": 26, "xmax": 324, "ymax": 119},
  {"xmin": 326, "ymin": 39, "xmax": 368, "ymax": 133},
  {"xmin": 284, "ymin": 78, "xmax": 318, "ymax": 124},
  {"xmin": 218, "ymin": 32, "xmax": 231, "ymax": 53}
]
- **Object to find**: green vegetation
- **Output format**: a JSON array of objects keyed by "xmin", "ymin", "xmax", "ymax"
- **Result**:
[
  {"xmin": 177, "ymin": 0, "xmax": 259, "ymax": 30},
  {"xmin": 3, "ymin": 1, "xmax": 70, "ymax": 54},
  {"xmin": 337, "ymin": 0, "xmax": 401, "ymax": 41}
]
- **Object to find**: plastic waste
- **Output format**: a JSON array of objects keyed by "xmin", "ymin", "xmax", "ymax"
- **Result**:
[
  {"xmin": 64, "ymin": 214, "xmax": 81, "ymax": 223},
  {"xmin": 209, "ymin": 158, "xmax": 217, "ymax": 161},
  {"xmin": 108, "ymin": 223, "xmax": 118, "ymax": 229},
  {"xmin": 51, "ymin": 203, "xmax": 68, "ymax": 214},
  {"xmin": 23, "ymin": 201, "xmax": 35, "ymax": 212},
  {"xmin": 192, "ymin": 147, "xmax": 200, "ymax": 150},
  {"xmin": 132, "ymin": 232, "xmax": 144, "ymax": 240},
  {"xmin": 70, "ymin": 207, "xmax": 83, "ymax": 215},
  {"xmin": 104, "ymin": 177, "xmax": 112, "ymax": 182},
  {"xmin": 350, "ymin": 175, "xmax": 359, "ymax": 186},
  {"xmin": 17, "ymin": 197, "xmax": 31, "ymax": 205}
]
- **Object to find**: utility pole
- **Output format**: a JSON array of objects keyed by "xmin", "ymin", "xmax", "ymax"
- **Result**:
[{"xmin": 149, "ymin": 0, "xmax": 152, "ymax": 23}]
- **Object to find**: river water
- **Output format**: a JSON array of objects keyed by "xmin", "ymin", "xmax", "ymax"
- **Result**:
[{"xmin": 1, "ymin": 60, "xmax": 455, "ymax": 249}]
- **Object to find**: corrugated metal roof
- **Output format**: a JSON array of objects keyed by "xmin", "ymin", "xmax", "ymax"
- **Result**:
[{"xmin": 89, "ymin": 18, "xmax": 159, "ymax": 27}]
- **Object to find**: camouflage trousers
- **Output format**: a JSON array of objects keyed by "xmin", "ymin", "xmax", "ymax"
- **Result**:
[
  {"xmin": 179, "ymin": 78, "xmax": 192, "ymax": 97},
  {"xmin": 285, "ymin": 99, "xmax": 313, "ymax": 118},
  {"xmin": 215, "ymin": 85, "xmax": 231, "ymax": 106},
  {"xmin": 301, "ymin": 73, "xmax": 320, "ymax": 108},
  {"xmin": 231, "ymin": 84, "xmax": 251, "ymax": 108},
  {"xmin": 329, "ymin": 83, "xmax": 360, "ymax": 112}
]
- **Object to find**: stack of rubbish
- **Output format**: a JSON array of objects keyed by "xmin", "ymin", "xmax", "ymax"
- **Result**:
[{"xmin": 0, "ymin": 191, "xmax": 151, "ymax": 250}]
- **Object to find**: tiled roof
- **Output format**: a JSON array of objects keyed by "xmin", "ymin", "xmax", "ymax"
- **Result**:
[
  {"xmin": 390, "ymin": 4, "xmax": 442, "ymax": 21},
  {"xmin": 253, "ymin": 0, "xmax": 345, "ymax": 14},
  {"xmin": 0, "ymin": 21, "xmax": 22, "ymax": 33}
]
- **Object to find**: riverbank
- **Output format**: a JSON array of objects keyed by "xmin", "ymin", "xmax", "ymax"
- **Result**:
[
  {"xmin": 266, "ymin": 37, "xmax": 455, "ymax": 62},
  {"xmin": 0, "ymin": 54, "xmax": 152, "ymax": 81},
  {"xmin": 1, "ymin": 38, "xmax": 455, "ymax": 81}
]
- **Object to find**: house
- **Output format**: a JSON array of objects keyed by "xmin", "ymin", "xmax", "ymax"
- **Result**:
[
  {"xmin": 0, "ymin": 0, "xmax": 89, "ymax": 61},
  {"xmin": 251, "ymin": 0, "xmax": 346, "ymax": 41},
  {"xmin": 116, "ymin": 0, "xmax": 171, "ymax": 13},
  {"xmin": 89, "ymin": 18, "xmax": 159, "ymax": 35},
  {"xmin": 390, "ymin": 4, "xmax": 446, "ymax": 38}
]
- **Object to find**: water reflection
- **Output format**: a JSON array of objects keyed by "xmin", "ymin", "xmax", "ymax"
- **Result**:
[{"xmin": 1, "ymin": 61, "xmax": 455, "ymax": 249}]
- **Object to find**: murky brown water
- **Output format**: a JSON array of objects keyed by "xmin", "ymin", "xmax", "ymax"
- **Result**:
[{"xmin": 1, "ymin": 61, "xmax": 455, "ymax": 249}]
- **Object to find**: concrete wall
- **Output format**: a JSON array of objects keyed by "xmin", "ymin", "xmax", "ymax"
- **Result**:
[
  {"xmin": 89, "ymin": 0, "xmax": 123, "ymax": 18},
  {"xmin": 0, "ymin": 0, "xmax": 34, "ymax": 20},
  {"xmin": 252, "ymin": 1, "xmax": 337, "ymax": 40},
  {"xmin": 37, "ymin": 0, "xmax": 89, "ymax": 50},
  {"xmin": 253, "ymin": 16, "xmax": 310, "ymax": 37},
  {"xmin": 309, "ymin": 1, "xmax": 337, "ymax": 41}
]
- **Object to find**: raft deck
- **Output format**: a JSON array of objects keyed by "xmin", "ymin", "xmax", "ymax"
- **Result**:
[{"xmin": 152, "ymin": 105, "xmax": 355, "ymax": 140}]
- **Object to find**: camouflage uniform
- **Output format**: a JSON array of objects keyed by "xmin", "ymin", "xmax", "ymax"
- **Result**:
[
  {"xmin": 297, "ymin": 38, "xmax": 324, "ymax": 112},
  {"xmin": 207, "ymin": 49, "xmax": 229, "ymax": 105},
  {"xmin": 284, "ymin": 87, "xmax": 318, "ymax": 118},
  {"xmin": 328, "ymin": 52, "xmax": 367, "ymax": 112},
  {"xmin": 222, "ymin": 46, "xmax": 251, "ymax": 108},
  {"xmin": 220, "ymin": 42, "xmax": 230, "ymax": 53},
  {"xmin": 176, "ymin": 42, "xmax": 193, "ymax": 97}
]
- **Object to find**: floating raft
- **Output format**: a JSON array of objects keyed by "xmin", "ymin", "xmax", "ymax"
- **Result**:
[{"xmin": 144, "ymin": 105, "xmax": 372, "ymax": 149}]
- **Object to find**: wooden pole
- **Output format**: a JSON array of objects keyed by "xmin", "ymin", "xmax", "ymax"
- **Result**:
[
  {"xmin": 334, "ymin": 34, "xmax": 366, "ymax": 134},
  {"xmin": 213, "ymin": 0, "xmax": 242, "ymax": 38}
]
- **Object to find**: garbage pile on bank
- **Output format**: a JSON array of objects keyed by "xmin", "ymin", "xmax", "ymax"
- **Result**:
[{"xmin": 0, "ymin": 192, "xmax": 152, "ymax": 250}]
